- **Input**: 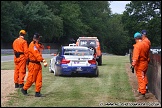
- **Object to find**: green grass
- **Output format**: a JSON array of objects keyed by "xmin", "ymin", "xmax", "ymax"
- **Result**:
[
  {"xmin": 1, "ymin": 61, "xmax": 15, "ymax": 70},
  {"xmin": 1, "ymin": 54, "xmax": 13, "ymax": 56},
  {"xmin": 2, "ymin": 55, "xmax": 135, "ymax": 107}
]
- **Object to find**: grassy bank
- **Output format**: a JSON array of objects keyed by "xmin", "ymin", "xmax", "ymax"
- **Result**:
[
  {"xmin": 2, "ymin": 55, "xmax": 135, "ymax": 107},
  {"xmin": 1, "ymin": 54, "xmax": 13, "ymax": 56}
]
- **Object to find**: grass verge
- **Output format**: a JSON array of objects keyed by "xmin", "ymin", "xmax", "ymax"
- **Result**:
[
  {"xmin": 2, "ymin": 55, "xmax": 135, "ymax": 107},
  {"xmin": 1, "ymin": 54, "xmax": 13, "ymax": 56}
]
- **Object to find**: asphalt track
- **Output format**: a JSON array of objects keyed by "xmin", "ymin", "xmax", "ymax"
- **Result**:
[{"xmin": 1, "ymin": 54, "xmax": 52, "ymax": 63}]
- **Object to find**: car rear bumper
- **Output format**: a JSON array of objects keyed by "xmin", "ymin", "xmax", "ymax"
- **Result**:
[{"xmin": 60, "ymin": 65, "xmax": 97, "ymax": 75}]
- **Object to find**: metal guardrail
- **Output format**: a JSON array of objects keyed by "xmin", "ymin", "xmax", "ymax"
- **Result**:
[
  {"xmin": 1, "ymin": 49, "xmax": 58, "ymax": 54},
  {"xmin": 147, "ymin": 53, "xmax": 161, "ymax": 104}
]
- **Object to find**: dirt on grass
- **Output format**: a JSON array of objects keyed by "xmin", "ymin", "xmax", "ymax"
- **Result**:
[
  {"xmin": 1, "ymin": 64, "xmax": 161, "ymax": 107},
  {"xmin": 1, "ymin": 70, "xmax": 28, "ymax": 107},
  {"xmin": 125, "ymin": 63, "xmax": 160, "ymax": 103}
]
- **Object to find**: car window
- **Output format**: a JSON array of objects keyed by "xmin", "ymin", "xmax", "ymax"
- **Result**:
[
  {"xmin": 64, "ymin": 48, "xmax": 92, "ymax": 56},
  {"xmin": 79, "ymin": 40, "xmax": 96, "ymax": 47}
]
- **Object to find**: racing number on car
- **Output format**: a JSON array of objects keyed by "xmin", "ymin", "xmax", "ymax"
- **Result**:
[
  {"xmin": 90, "ymin": 42, "xmax": 95, "ymax": 45},
  {"xmin": 80, "ymin": 41, "xmax": 87, "ymax": 45}
]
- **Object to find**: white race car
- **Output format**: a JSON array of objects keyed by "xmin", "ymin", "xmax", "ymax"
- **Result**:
[{"xmin": 49, "ymin": 44, "xmax": 99, "ymax": 77}]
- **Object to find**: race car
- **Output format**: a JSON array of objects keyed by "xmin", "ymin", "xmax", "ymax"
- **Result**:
[{"xmin": 49, "ymin": 44, "xmax": 99, "ymax": 77}]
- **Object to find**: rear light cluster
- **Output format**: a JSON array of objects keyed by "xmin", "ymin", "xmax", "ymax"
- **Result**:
[
  {"xmin": 61, "ymin": 59, "xmax": 70, "ymax": 64},
  {"xmin": 61, "ymin": 58, "xmax": 96, "ymax": 64},
  {"xmin": 88, "ymin": 59, "xmax": 96, "ymax": 64}
]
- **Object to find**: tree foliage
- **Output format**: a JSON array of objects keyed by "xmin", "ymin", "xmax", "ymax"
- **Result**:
[
  {"xmin": 1, "ymin": 1, "xmax": 161, "ymax": 55},
  {"xmin": 59, "ymin": 1, "xmax": 88, "ymax": 44},
  {"xmin": 122, "ymin": 1, "xmax": 161, "ymax": 47},
  {"xmin": 1, "ymin": 1, "xmax": 24, "ymax": 42},
  {"xmin": 22, "ymin": 1, "xmax": 63, "ymax": 42},
  {"xmin": 107, "ymin": 14, "xmax": 130, "ymax": 55}
]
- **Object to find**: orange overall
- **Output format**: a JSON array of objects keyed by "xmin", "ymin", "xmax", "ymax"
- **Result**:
[
  {"xmin": 12, "ymin": 36, "xmax": 28, "ymax": 85},
  {"xmin": 142, "ymin": 36, "xmax": 151, "ymax": 87},
  {"xmin": 23, "ymin": 41, "xmax": 44, "ymax": 92},
  {"xmin": 132, "ymin": 40, "xmax": 149, "ymax": 94}
]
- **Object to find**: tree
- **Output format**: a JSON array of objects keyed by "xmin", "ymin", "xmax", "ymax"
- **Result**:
[
  {"xmin": 106, "ymin": 14, "xmax": 130, "ymax": 55},
  {"xmin": 122, "ymin": 1, "xmax": 161, "ymax": 47},
  {"xmin": 59, "ymin": 1, "xmax": 89, "ymax": 44},
  {"xmin": 22, "ymin": 1, "xmax": 63, "ymax": 42},
  {"xmin": 78, "ymin": 1, "xmax": 111, "ymax": 36},
  {"xmin": 1, "ymin": 1, "xmax": 25, "ymax": 43}
]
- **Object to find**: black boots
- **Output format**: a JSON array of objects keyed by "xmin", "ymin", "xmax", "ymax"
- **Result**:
[
  {"xmin": 21, "ymin": 90, "xmax": 43, "ymax": 97},
  {"xmin": 137, "ymin": 94, "xmax": 146, "ymax": 100},
  {"xmin": 35, "ymin": 92, "xmax": 42, "ymax": 97},
  {"xmin": 19, "ymin": 84, "xmax": 24, "ymax": 88},
  {"xmin": 21, "ymin": 88, "xmax": 28, "ymax": 95},
  {"xmin": 15, "ymin": 83, "xmax": 24, "ymax": 88},
  {"xmin": 15, "ymin": 83, "xmax": 19, "ymax": 88}
]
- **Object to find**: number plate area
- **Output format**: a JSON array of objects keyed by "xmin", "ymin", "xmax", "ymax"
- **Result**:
[
  {"xmin": 72, "ymin": 60, "xmax": 87, "ymax": 66},
  {"xmin": 76, "ymin": 67, "xmax": 82, "ymax": 71}
]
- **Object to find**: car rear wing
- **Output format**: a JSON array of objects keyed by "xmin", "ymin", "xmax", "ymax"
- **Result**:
[{"xmin": 69, "ymin": 43, "xmax": 77, "ymax": 46}]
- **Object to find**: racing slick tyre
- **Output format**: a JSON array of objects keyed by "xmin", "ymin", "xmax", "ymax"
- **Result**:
[
  {"xmin": 94, "ymin": 68, "xmax": 99, "ymax": 77},
  {"xmin": 97, "ymin": 55, "xmax": 102, "ymax": 66},
  {"xmin": 49, "ymin": 60, "xmax": 54, "ymax": 73},
  {"xmin": 49, "ymin": 67, "xmax": 54, "ymax": 73},
  {"xmin": 54, "ymin": 67, "xmax": 60, "ymax": 76}
]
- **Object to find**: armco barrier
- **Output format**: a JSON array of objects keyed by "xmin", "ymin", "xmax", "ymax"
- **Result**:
[
  {"xmin": 1, "ymin": 49, "xmax": 58, "ymax": 54},
  {"xmin": 147, "ymin": 49, "xmax": 161, "ymax": 103},
  {"xmin": 129, "ymin": 47, "xmax": 161, "ymax": 103}
]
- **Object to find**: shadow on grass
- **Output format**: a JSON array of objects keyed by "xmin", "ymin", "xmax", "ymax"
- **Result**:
[{"xmin": 98, "ymin": 63, "xmax": 107, "ymax": 66}]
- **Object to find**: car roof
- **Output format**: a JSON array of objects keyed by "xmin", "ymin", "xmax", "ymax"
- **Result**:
[
  {"xmin": 77, "ymin": 37, "xmax": 99, "ymax": 41},
  {"xmin": 78, "ymin": 37, "xmax": 97, "ymax": 39},
  {"xmin": 63, "ymin": 46, "xmax": 89, "ymax": 49}
]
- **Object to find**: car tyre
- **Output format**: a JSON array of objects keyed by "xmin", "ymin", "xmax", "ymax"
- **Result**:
[
  {"xmin": 49, "ymin": 60, "xmax": 54, "ymax": 73},
  {"xmin": 94, "ymin": 68, "xmax": 99, "ymax": 77},
  {"xmin": 53, "ymin": 66, "xmax": 60, "ymax": 76},
  {"xmin": 97, "ymin": 55, "xmax": 102, "ymax": 66},
  {"xmin": 49, "ymin": 67, "xmax": 54, "ymax": 73}
]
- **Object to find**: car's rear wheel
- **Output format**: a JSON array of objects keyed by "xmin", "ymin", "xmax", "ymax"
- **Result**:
[
  {"xmin": 97, "ymin": 55, "xmax": 102, "ymax": 66},
  {"xmin": 49, "ymin": 60, "xmax": 54, "ymax": 73},
  {"xmin": 53, "ymin": 66, "xmax": 60, "ymax": 76},
  {"xmin": 49, "ymin": 67, "xmax": 53, "ymax": 73},
  {"xmin": 94, "ymin": 68, "xmax": 99, "ymax": 77}
]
